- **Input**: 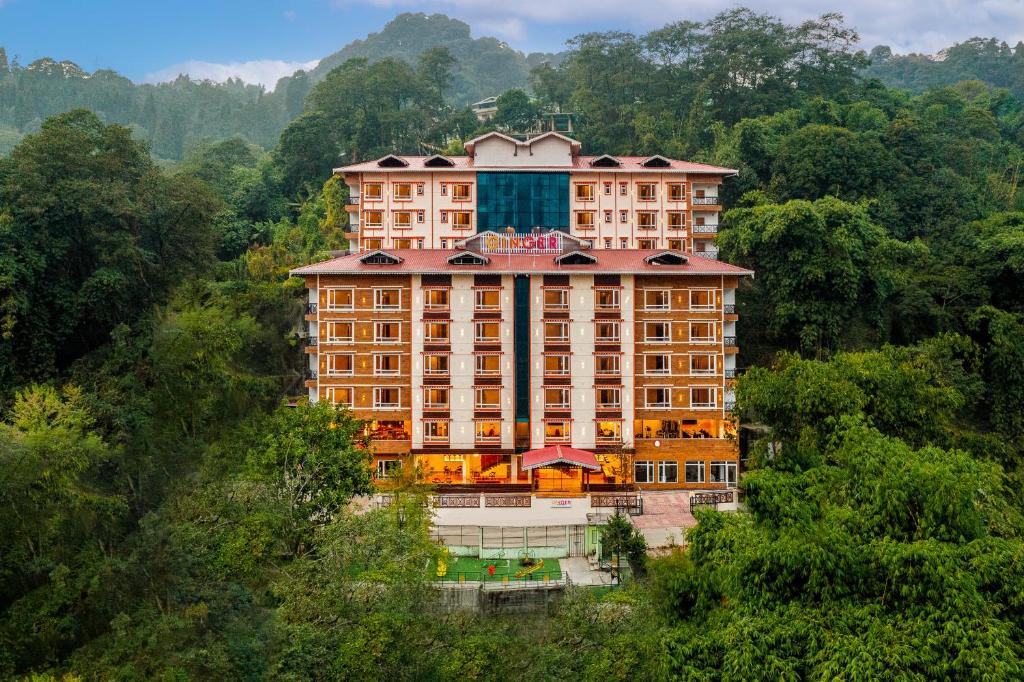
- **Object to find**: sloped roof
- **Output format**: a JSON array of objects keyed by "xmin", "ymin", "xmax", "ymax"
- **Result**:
[{"xmin": 521, "ymin": 445, "xmax": 601, "ymax": 471}]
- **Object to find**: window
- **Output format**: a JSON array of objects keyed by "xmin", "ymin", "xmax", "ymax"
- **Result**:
[
  {"xmin": 544, "ymin": 321, "xmax": 569, "ymax": 342},
  {"xmin": 645, "ymin": 321, "xmax": 671, "ymax": 342},
  {"xmin": 603, "ymin": 210, "xmax": 613, "ymax": 224},
  {"xmin": 637, "ymin": 212, "xmax": 657, "ymax": 230},
  {"xmin": 393, "ymin": 183, "xmax": 413, "ymax": 200},
  {"xmin": 619, "ymin": 210, "xmax": 628, "ymax": 223},
  {"xmin": 644, "ymin": 289, "xmax": 671, "ymax": 310},
  {"xmin": 326, "ymin": 321, "xmax": 354, "ymax": 343},
  {"xmin": 325, "ymin": 353, "xmax": 354, "ymax": 376},
  {"xmin": 619, "ymin": 182, "xmax": 628, "ymax": 196},
  {"xmin": 417, "ymin": 210, "xmax": 425, "ymax": 223},
  {"xmin": 595, "ymin": 288, "xmax": 619, "ymax": 310},
  {"xmin": 576, "ymin": 211, "xmax": 595, "ymax": 229},
  {"xmin": 417, "ymin": 183, "xmax": 425, "ymax": 195},
  {"xmin": 685, "ymin": 461, "xmax": 705, "ymax": 484},
  {"xmin": 374, "ymin": 321, "xmax": 401, "ymax": 344},
  {"xmin": 644, "ymin": 354, "xmax": 671, "ymax": 375},
  {"xmin": 424, "ymin": 421, "xmax": 449, "ymax": 443},
  {"xmin": 440, "ymin": 239, "xmax": 448, "ymax": 249},
  {"xmin": 363, "ymin": 183, "xmax": 382, "ymax": 200},
  {"xmin": 646, "ymin": 387, "xmax": 671, "ymax": 408},
  {"xmin": 658, "ymin": 461, "xmax": 678, "ymax": 484},
  {"xmin": 475, "ymin": 321, "xmax": 500, "ymax": 342},
  {"xmin": 596, "ymin": 420, "xmax": 622, "ymax": 443},
  {"xmin": 668, "ymin": 183, "xmax": 686, "ymax": 202},
  {"xmin": 595, "ymin": 354, "xmax": 620, "ymax": 376},
  {"xmin": 374, "ymin": 387, "xmax": 400, "ymax": 409},
  {"xmin": 690, "ymin": 322, "xmax": 715, "ymax": 343},
  {"xmin": 374, "ymin": 354, "xmax": 400, "ymax": 376},
  {"xmin": 620, "ymin": 237, "xmax": 629, "ymax": 249},
  {"xmin": 424, "ymin": 321, "xmax": 449, "ymax": 343},
  {"xmin": 424, "ymin": 354, "xmax": 449, "ymax": 376},
  {"xmin": 696, "ymin": 215, "xmax": 706, "ymax": 226},
  {"xmin": 690, "ymin": 354, "xmax": 716, "ymax": 375},
  {"xmin": 393, "ymin": 211, "xmax": 413, "ymax": 228},
  {"xmin": 544, "ymin": 354, "xmax": 570, "ymax": 376},
  {"xmin": 634, "ymin": 460, "xmax": 654, "ymax": 484},
  {"xmin": 393, "ymin": 238, "xmax": 412, "ymax": 249},
  {"xmin": 424, "ymin": 288, "xmax": 449, "ymax": 311},
  {"xmin": 668, "ymin": 212, "xmax": 685, "ymax": 230},
  {"xmin": 475, "ymin": 289, "xmax": 500, "ymax": 311},
  {"xmin": 376, "ymin": 459, "xmax": 401, "ymax": 479},
  {"xmin": 326, "ymin": 288, "xmax": 354, "ymax": 311},
  {"xmin": 545, "ymin": 421, "xmax": 570, "ymax": 442},
  {"xmin": 575, "ymin": 183, "xmax": 595, "ymax": 201},
  {"xmin": 638, "ymin": 183, "xmax": 656, "ymax": 201},
  {"xmin": 325, "ymin": 386, "xmax": 353, "ymax": 407},
  {"xmin": 544, "ymin": 388, "xmax": 570, "ymax": 409},
  {"xmin": 475, "ymin": 388, "xmax": 500, "ymax": 409},
  {"xmin": 691, "ymin": 387, "xmax": 716, "ymax": 408},
  {"xmin": 476, "ymin": 421, "xmax": 501, "ymax": 443},
  {"xmin": 424, "ymin": 387, "xmax": 449, "ymax": 409},
  {"xmin": 475, "ymin": 354, "xmax": 501, "ymax": 376},
  {"xmin": 363, "ymin": 238, "xmax": 383, "ymax": 250},
  {"xmin": 374, "ymin": 288, "xmax": 401, "ymax": 310},
  {"xmin": 452, "ymin": 211, "xmax": 472, "ymax": 229},
  {"xmin": 603, "ymin": 182, "xmax": 612, "ymax": 195},
  {"xmin": 710, "ymin": 461, "xmax": 737, "ymax": 486},
  {"xmin": 638, "ymin": 238, "xmax": 657, "ymax": 249},
  {"xmin": 690, "ymin": 289, "xmax": 716, "ymax": 310},
  {"xmin": 596, "ymin": 387, "xmax": 621, "ymax": 409},
  {"xmin": 452, "ymin": 183, "xmax": 471, "ymax": 201},
  {"xmin": 669, "ymin": 239, "xmax": 684, "ymax": 251},
  {"xmin": 595, "ymin": 321, "xmax": 620, "ymax": 342},
  {"xmin": 543, "ymin": 288, "xmax": 569, "ymax": 311},
  {"xmin": 604, "ymin": 238, "xmax": 613, "ymax": 249}
]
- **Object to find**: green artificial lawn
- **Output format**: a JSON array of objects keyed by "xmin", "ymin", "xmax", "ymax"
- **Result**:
[{"xmin": 433, "ymin": 556, "xmax": 562, "ymax": 582}]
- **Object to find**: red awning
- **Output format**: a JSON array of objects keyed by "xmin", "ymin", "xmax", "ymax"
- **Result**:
[{"xmin": 521, "ymin": 445, "xmax": 601, "ymax": 471}]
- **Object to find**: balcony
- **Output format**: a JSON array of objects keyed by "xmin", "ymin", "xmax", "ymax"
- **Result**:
[
  {"xmin": 694, "ymin": 250, "xmax": 719, "ymax": 260},
  {"xmin": 304, "ymin": 368, "xmax": 318, "ymax": 381},
  {"xmin": 724, "ymin": 336, "xmax": 737, "ymax": 347},
  {"xmin": 305, "ymin": 302, "xmax": 318, "ymax": 315},
  {"xmin": 692, "ymin": 196, "xmax": 720, "ymax": 206},
  {"xmin": 305, "ymin": 336, "xmax": 318, "ymax": 347},
  {"xmin": 692, "ymin": 224, "xmax": 718, "ymax": 234},
  {"xmin": 724, "ymin": 304, "xmax": 736, "ymax": 314},
  {"xmin": 724, "ymin": 400, "xmax": 736, "ymax": 412},
  {"xmin": 345, "ymin": 196, "xmax": 360, "ymax": 206}
]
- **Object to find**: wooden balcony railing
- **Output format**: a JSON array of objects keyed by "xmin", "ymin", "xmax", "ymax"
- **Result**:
[{"xmin": 692, "ymin": 196, "xmax": 720, "ymax": 205}]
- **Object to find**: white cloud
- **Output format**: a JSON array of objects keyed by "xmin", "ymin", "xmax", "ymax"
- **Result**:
[
  {"xmin": 144, "ymin": 58, "xmax": 320, "ymax": 90},
  {"xmin": 334, "ymin": 0, "xmax": 1024, "ymax": 54}
]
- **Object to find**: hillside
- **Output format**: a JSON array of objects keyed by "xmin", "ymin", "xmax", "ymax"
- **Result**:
[{"xmin": 862, "ymin": 37, "xmax": 1024, "ymax": 96}]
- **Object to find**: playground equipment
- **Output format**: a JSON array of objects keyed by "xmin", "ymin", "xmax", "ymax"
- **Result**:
[{"xmin": 513, "ymin": 558, "xmax": 545, "ymax": 579}]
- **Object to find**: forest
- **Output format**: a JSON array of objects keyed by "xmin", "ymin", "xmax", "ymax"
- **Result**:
[{"xmin": 2, "ymin": 6, "xmax": 1024, "ymax": 680}]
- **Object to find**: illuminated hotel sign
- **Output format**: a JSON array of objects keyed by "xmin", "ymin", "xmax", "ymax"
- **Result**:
[{"xmin": 480, "ymin": 232, "xmax": 563, "ymax": 254}]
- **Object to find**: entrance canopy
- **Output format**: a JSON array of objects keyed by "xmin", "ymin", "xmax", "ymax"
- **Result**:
[{"xmin": 521, "ymin": 445, "xmax": 601, "ymax": 471}]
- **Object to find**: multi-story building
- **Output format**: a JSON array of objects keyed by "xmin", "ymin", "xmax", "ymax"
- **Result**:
[
  {"xmin": 293, "ymin": 134, "xmax": 753, "ymax": 494},
  {"xmin": 338, "ymin": 131, "xmax": 729, "ymax": 256}
]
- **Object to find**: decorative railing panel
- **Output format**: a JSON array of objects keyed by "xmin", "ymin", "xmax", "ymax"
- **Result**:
[
  {"xmin": 690, "ymin": 491, "xmax": 734, "ymax": 511},
  {"xmin": 591, "ymin": 494, "xmax": 644, "ymax": 516},
  {"xmin": 485, "ymin": 494, "xmax": 532, "ymax": 508},
  {"xmin": 433, "ymin": 494, "xmax": 481, "ymax": 508}
]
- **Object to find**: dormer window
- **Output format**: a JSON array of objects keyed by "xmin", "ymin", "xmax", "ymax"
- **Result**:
[
  {"xmin": 555, "ymin": 251, "xmax": 598, "ymax": 266},
  {"xmin": 360, "ymin": 250, "xmax": 403, "ymax": 265},
  {"xmin": 377, "ymin": 154, "xmax": 408, "ymax": 168},
  {"xmin": 447, "ymin": 251, "xmax": 490, "ymax": 266},
  {"xmin": 424, "ymin": 154, "xmax": 455, "ymax": 167},
  {"xmin": 644, "ymin": 251, "xmax": 688, "ymax": 265},
  {"xmin": 590, "ymin": 155, "xmax": 621, "ymax": 168},
  {"xmin": 641, "ymin": 155, "xmax": 671, "ymax": 168}
]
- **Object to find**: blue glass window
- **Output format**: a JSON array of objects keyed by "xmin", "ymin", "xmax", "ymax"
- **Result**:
[{"xmin": 476, "ymin": 172, "xmax": 569, "ymax": 233}]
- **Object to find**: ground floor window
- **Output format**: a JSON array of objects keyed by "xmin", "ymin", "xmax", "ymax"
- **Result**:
[
  {"xmin": 634, "ymin": 460, "xmax": 654, "ymax": 484},
  {"xmin": 658, "ymin": 461, "xmax": 678, "ymax": 483},
  {"xmin": 685, "ymin": 461, "xmax": 705, "ymax": 483},
  {"xmin": 710, "ymin": 460, "xmax": 737, "ymax": 487},
  {"xmin": 376, "ymin": 459, "xmax": 401, "ymax": 479}
]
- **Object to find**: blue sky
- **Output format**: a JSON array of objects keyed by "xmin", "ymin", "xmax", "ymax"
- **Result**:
[{"xmin": 1, "ymin": 0, "xmax": 1022, "ymax": 89}]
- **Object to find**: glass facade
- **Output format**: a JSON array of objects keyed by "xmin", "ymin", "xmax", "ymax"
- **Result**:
[{"xmin": 476, "ymin": 172, "xmax": 569, "ymax": 233}]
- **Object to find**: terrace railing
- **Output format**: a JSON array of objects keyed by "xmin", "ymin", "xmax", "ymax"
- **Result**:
[
  {"xmin": 592, "ymin": 494, "xmax": 644, "ymax": 516},
  {"xmin": 690, "ymin": 491, "xmax": 735, "ymax": 512},
  {"xmin": 433, "ymin": 494, "xmax": 481, "ymax": 508},
  {"xmin": 484, "ymin": 494, "xmax": 532, "ymax": 508}
]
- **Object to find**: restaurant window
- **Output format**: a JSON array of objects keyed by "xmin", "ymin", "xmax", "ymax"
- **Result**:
[
  {"xmin": 596, "ymin": 387, "xmax": 621, "ymax": 409},
  {"xmin": 545, "ymin": 421, "xmax": 570, "ymax": 442},
  {"xmin": 685, "ymin": 461, "xmax": 705, "ymax": 483},
  {"xmin": 690, "ymin": 354, "xmax": 716, "ymax": 375},
  {"xmin": 544, "ymin": 388, "xmax": 570, "ymax": 409},
  {"xmin": 424, "ymin": 421, "xmax": 449, "ymax": 443},
  {"xmin": 374, "ymin": 354, "xmax": 400, "ymax": 376},
  {"xmin": 424, "ymin": 321, "xmax": 449, "ymax": 342},
  {"xmin": 658, "ymin": 461, "xmax": 679, "ymax": 483},
  {"xmin": 644, "ymin": 354, "xmax": 671, "ymax": 375},
  {"xmin": 374, "ymin": 387, "xmax": 401, "ymax": 409},
  {"xmin": 637, "ymin": 183, "xmax": 656, "ymax": 201},
  {"xmin": 424, "ymin": 353, "xmax": 449, "ymax": 376},
  {"xmin": 634, "ymin": 460, "xmax": 654, "ymax": 484},
  {"xmin": 645, "ymin": 321, "xmax": 671, "ymax": 343},
  {"xmin": 475, "ymin": 321, "xmax": 500, "ymax": 342},
  {"xmin": 452, "ymin": 183, "xmax": 472, "ymax": 201},
  {"xmin": 690, "ymin": 289, "xmax": 716, "ymax": 310},
  {"xmin": 595, "ymin": 354, "xmax": 620, "ymax": 376},
  {"xmin": 424, "ymin": 288, "xmax": 449, "ymax": 311},
  {"xmin": 575, "ymin": 183, "xmax": 595, "ymax": 201},
  {"xmin": 475, "ymin": 421, "xmax": 501, "ymax": 443},
  {"xmin": 376, "ymin": 459, "xmax": 401, "ymax": 479},
  {"xmin": 326, "ymin": 321, "xmax": 353, "ymax": 342},
  {"xmin": 424, "ymin": 387, "xmax": 449, "ymax": 409},
  {"xmin": 691, "ymin": 387, "xmax": 716, "ymax": 408},
  {"xmin": 325, "ymin": 353, "xmax": 354, "ymax": 376},
  {"xmin": 644, "ymin": 289, "xmax": 671, "ymax": 310},
  {"xmin": 595, "ymin": 321, "xmax": 620, "ymax": 342},
  {"xmin": 475, "ymin": 354, "xmax": 501, "ymax": 376},
  {"xmin": 326, "ymin": 288, "xmax": 354, "ymax": 311},
  {"xmin": 324, "ymin": 386, "xmax": 353, "ymax": 407},
  {"xmin": 374, "ymin": 288, "xmax": 401, "ymax": 310},
  {"xmin": 543, "ymin": 288, "xmax": 569, "ymax": 311},
  {"xmin": 544, "ymin": 321, "xmax": 569, "ymax": 342},
  {"xmin": 595, "ymin": 420, "xmax": 622, "ymax": 443},
  {"xmin": 475, "ymin": 388, "xmax": 500, "ymax": 409},
  {"xmin": 393, "ymin": 183, "xmax": 413, "ymax": 200},
  {"xmin": 710, "ymin": 460, "xmax": 737, "ymax": 487},
  {"xmin": 645, "ymin": 387, "xmax": 671, "ymax": 408},
  {"xmin": 595, "ymin": 288, "xmax": 619, "ymax": 310},
  {"xmin": 374, "ymin": 321, "xmax": 401, "ymax": 344},
  {"xmin": 690, "ymin": 321, "xmax": 716, "ymax": 343},
  {"xmin": 475, "ymin": 289, "xmax": 501, "ymax": 311},
  {"xmin": 544, "ymin": 354, "xmax": 570, "ymax": 376}
]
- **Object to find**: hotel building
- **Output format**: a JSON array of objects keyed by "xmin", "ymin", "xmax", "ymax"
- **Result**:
[{"xmin": 291, "ymin": 132, "xmax": 753, "ymax": 494}]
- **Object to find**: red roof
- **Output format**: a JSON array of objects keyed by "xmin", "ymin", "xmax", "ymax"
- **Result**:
[
  {"xmin": 290, "ymin": 249, "xmax": 753, "ymax": 276},
  {"xmin": 335, "ymin": 155, "xmax": 735, "ymax": 175},
  {"xmin": 521, "ymin": 445, "xmax": 601, "ymax": 471}
]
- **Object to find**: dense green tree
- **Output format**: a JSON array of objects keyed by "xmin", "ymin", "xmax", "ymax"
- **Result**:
[{"xmin": 492, "ymin": 88, "xmax": 539, "ymax": 132}]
